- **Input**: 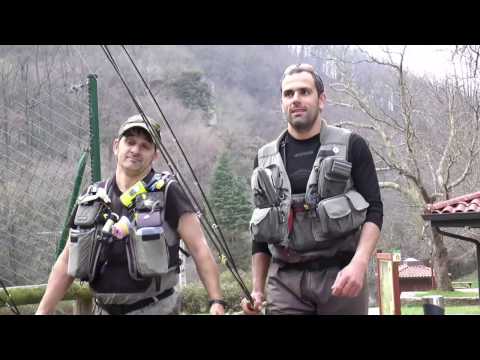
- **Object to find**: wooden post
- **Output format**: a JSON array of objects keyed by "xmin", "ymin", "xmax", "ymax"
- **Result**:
[{"xmin": 376, "ymin": 252, "xmax": 401, "ymax": 315}]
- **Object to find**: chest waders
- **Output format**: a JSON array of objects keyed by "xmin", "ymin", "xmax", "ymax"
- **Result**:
[
  {"xmin": 67, "ymin": 172, "xmax": 181, "ymax": 308},
  {"xmin": 250, "ymin": 120, "xmax": 370, "ymax": 263}
]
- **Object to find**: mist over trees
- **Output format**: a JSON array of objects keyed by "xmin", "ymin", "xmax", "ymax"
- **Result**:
[{"xmin": 1, "ymin": 45, "xmax": 479, "ymax": 293}]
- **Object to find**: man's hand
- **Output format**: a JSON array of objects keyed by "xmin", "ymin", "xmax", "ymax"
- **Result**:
[
  {"xmin": 331, "ymin": 259, "xmax": 367, "ymax": 298},
  {"xmin": 35, "ymin": 309, "xmax": 49, "ymax": 315},
  {"xmin": 240, "ymin": 291, "xmax": 265, "ymax": 315},
  {"xmin": 209, "ymin": 303, "xmax": 225, "ymax": 315}
]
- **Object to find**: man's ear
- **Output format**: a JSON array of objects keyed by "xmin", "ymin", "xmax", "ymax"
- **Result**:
[
  {"xmin": 113, "ymin": 138, "xmax": 119, "ymax": 156},
  {"xmin": 318, "ymin": 92, "xmax": 327, "ymax": 112},
  {"xmin": 153, "ymin": 148, "xmax": 160, "ymax": 161}
]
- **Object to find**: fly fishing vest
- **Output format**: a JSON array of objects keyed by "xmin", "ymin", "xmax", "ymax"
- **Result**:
[
  {"xmin": 67, "ymin": 172, "xmax": 181, "ymax": 304},
  {"xmin": 250, "ymin": 120, "xmax": 370, "ymax": 263}
]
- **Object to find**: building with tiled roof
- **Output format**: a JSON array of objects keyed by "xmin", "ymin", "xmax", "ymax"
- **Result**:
[
  {"xmin": 399, "ymin": 258, "xmax": 435, "ymax": 292},
  {"xmin": 422, "ymin": 191, "xmax": 480, "ymax": 300},
  {"xmin": 425, "ymin": 192, "xmax": 480, "ymax": 215}
]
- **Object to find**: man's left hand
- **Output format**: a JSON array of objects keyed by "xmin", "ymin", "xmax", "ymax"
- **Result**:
[{"xmin": 331, "ymin": 260, "xmax": 367, "ymax": 298}]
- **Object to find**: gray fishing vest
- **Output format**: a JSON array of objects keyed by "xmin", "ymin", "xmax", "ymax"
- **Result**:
[
  {"xmin": 250, "ymin": 120, "xmax": 370, "ymax": 263},
  {"xmin": 67, "ymin": 173, "xmax": 181, "ymax": 304}
]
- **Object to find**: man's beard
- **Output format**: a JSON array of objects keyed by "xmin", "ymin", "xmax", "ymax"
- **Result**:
[{"xmin": 285, "ymin": 107, "xmax": 320, "ymax": 132}]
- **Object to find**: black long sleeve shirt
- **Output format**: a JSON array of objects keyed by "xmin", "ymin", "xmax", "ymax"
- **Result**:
[{"xmin": 252, "ymin": 131, "xmax": 383, "ymax": 255}]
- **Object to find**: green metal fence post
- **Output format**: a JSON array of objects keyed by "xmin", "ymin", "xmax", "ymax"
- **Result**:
[
  {"xmin": 88, "ymin": 74, "xmax": 101, "ymax": 183},
  {"xmin": 55, "ymin": 150, "xmax": 88, "ymax": 259}
]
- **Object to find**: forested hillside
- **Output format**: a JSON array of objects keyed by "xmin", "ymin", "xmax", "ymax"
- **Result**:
[{"xmin": 1, "ymin": 45, "xmax": 479, "ymax": 294}]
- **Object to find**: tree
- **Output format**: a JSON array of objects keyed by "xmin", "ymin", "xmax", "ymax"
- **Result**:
[
  {"xmin": 209, "ymin": 152, "xmax": 252, "ymax": 271},
  {"xmin": 324, "ymin": 45, "xmax": 480, "ymax": 290},
  {"xmin": 209, "ymin": 152, "xmax": 251, "ymax": 232}
]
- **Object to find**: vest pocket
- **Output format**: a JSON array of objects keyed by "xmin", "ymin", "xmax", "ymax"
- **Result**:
[
  {"xmin": 134, "ymin": 227, "xmax": 170, "ymax": 276},
  {"xmin": 250, "ymin": 206, "xmax": 287, "ymax": 244},
  {"xmin": 251, "ymin": 165, "xmax": 283, "ymax": 208},
  {"xmin": 68, "ymin": 228, "xmax": 97, "ymax": 281},
  {"xmin": 127, "ymin": 211, "xmax": 171, "ymax": 278},
  {"xmin": 289, "ymin": 211, "xmax": 321, "ymax": 251},
  {"xmin": 318, "ymin": 157, "xmax": 351, "ymax": 199},
  {"xmin": 314, "ymin": 190, "xmax": 369, "ymax": 240}
]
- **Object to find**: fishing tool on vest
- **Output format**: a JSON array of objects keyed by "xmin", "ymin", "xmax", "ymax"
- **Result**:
[
  {"xmin": 120, "ymin": 181, "xmax": 148, "ymax": 208},
  {"xmin": 100, "ymin": 211, "xmax": 120, "ymax": 245},
  {"xmin": 145, "ymin": 173, "xmax": 166, "ymax": 192},
  {"xmin": 119, "ymin": 174, "xmax": 167, "ymax": 209},
  {"xmin": 101, "ymin": 45, "xmax": 255, "ymax": 306},
  {"xmin": 112, "ymin": 215, "xmax": 131, "ymax": 239}
]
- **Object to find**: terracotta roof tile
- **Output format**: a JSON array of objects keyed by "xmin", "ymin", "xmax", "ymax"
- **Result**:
[
  {"xmin": 425, "ymin": 192, "xmax": 480, "ymax": 214},
  {"xmin": 399, "ymin": 263, "xmax": 433, "ymax": 278}
]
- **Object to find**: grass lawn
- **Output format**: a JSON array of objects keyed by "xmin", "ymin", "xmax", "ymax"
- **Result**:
[
  {"xmin": 414, "ymin": 290, "xmax": 478, "ymax": 298},
  {"xmin": 402, "ymin": 305, "xmax": 480, "ymax": 315}
]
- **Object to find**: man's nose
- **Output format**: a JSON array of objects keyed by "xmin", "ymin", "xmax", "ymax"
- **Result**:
[
  {"xmin": 130, "ymin": 145, "xmax": 141, "ymax": 154},
  {"xmin": 292, "ymin": 91, "xmax": 301, "ymax": 103}
]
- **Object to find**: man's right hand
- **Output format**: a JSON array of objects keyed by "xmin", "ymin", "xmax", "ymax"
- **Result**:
[
  {"xmin": 35, "ymin": 310, "xmax": 49, "ymax": 315},
  {"xmin": 240, "ymin": 291, "xmax": 265, "ymax": 315}
]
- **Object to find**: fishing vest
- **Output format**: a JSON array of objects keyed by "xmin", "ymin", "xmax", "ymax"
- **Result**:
[
  {"xmin": 67, "ymin": 172, "xmax": 181, "ymax": 304},
  {"xmin": 250, "ymin": 120, "xmax": 370, "ymax": 263}
]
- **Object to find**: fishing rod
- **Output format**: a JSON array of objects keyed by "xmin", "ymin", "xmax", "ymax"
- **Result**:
[
  {"xmin": 0, "ymin": 278, "xmax": 20, "ymax": 315},
  {"xmin": 102, "ymin": 45, "xmax": 252, "ymax": 304},
  {"xmin": 116, "ymin": 46, "xmax": 251, "ymax": 303},
  {"xmin": 118, "ymin": 45, "xmax": 241, "ymax": 271},
  {"xmin": 119, "ymin": 46, "xmax": 234, "ymax": 257},
  {"xmin": 100, "ymin": 45, "xmax": 253, "ymax": 305},
  {"xmin": 100, "ymin": 46, "xmax": 234, "ymax": 265}
]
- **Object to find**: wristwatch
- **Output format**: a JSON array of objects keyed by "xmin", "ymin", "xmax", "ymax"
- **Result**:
[{"xmin": 208, "ymin": 299, "xmax": 228, "ymax": 308}]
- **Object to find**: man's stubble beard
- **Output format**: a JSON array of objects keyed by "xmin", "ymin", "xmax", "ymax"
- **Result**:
[{"xmin": 285, "ymin": 107, "xmax": 320, "ymax": 132}]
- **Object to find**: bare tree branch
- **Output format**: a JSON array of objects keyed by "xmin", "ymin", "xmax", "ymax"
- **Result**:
[
  {"xmin": 379, "ymin": 180, "xmax": 421, "ymax": 205},
  {"xmin": 326, "ymin": 99, "xmax": 354, "ymax": 108},
  {"xmin": 330, "ymin": 82, "xmax": 405, "ymax": 133},
  {"xmin": 447, "ymin": 122, "xmax": 480, "ymax": 190},
  {"xmin": 354, "ymin": 46, "xmax": 402, "ymax": 72}
]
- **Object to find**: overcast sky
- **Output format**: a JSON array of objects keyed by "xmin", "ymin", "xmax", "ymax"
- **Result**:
[{"xmin": 357, "ymin": 45, "xmax": 456, "ymax": 79}]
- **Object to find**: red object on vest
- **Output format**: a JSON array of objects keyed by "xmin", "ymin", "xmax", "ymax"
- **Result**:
[
  {"xmin": 288, "ymin": 205, "xmax": 306, "ymax": 234},
  {"xmin": 287, "ymin": 209, "xmax": 294, "ymax": 234}
]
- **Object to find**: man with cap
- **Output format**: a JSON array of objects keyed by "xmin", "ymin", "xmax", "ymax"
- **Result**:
[
  {"xmin": 36, "ymin": 114, "xmax": 226, "ymax": 315},
  {"xmin": 241, "ymin": 64, "xmax": 383, "ymax": 315}
]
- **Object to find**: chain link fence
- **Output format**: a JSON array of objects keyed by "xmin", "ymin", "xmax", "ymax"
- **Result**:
[{"xmin": 0, "ymin": 78, "xmax": 93, "ymax": 288}]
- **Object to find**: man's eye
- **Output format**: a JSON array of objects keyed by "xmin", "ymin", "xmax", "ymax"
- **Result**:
[{"xmin": 284, "ymin": 91, "xmax": 293, "ymax": 97}]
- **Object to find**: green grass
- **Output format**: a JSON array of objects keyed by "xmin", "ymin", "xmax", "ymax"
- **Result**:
[
  {"xmin": 414, "ymin": 290, "xmax": 478, "ymax": 298},
  {"xmin": 401, "ymin": 305, "xmax": 480, "ymax": 315}
]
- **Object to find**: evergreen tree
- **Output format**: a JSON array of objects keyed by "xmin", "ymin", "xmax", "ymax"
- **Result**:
[
  {"xmin": 209, "ymin": 152, "xmax": 252, "ymax": 271},
  {"xmin": 209, "ymin": 152, "xmax": 251, "ymax": 233}
]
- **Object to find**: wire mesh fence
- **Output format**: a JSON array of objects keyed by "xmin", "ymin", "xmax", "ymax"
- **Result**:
[{"xmin": 0, "ymin": 75, "xmax": 93, "ymax": 288}]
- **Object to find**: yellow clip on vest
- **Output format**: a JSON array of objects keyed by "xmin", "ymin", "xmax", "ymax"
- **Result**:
[{"xmin": 120, "ymin": 181, "xmax": 147, "ymax": 208}]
